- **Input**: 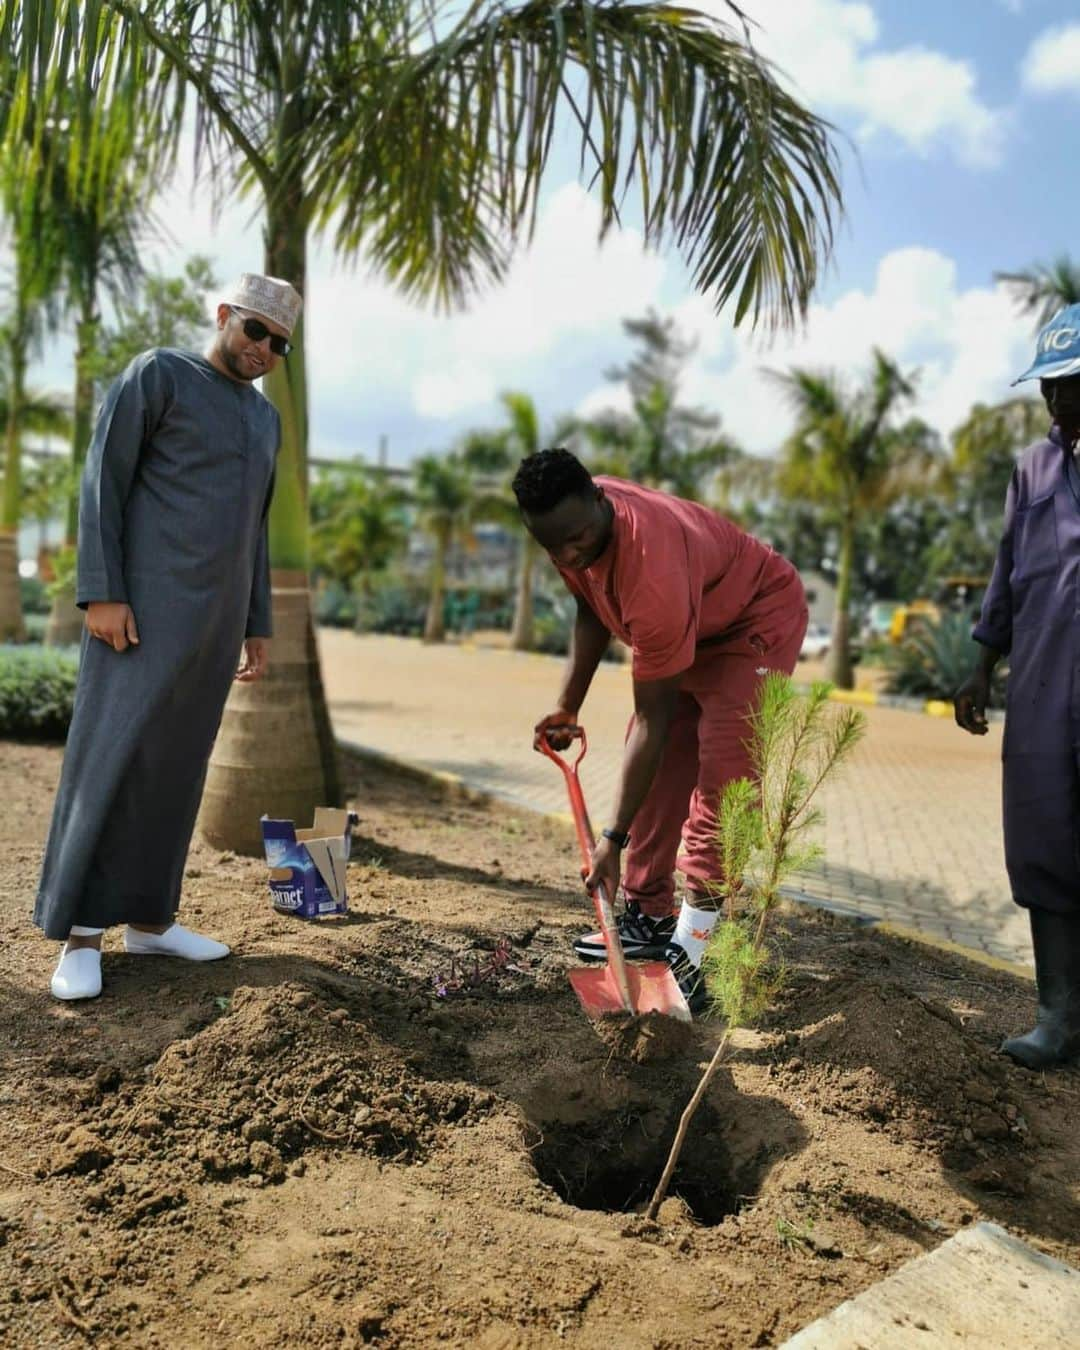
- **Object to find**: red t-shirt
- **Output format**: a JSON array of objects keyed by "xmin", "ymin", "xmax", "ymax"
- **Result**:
[{"xmin": 556, "ymin": 477, "xmax": 802, "ymax": 681}]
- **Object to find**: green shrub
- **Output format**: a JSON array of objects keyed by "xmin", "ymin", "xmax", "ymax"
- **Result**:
[
  {"xmin": 353, "ymin": 576, "xmax": 428, "ymax": 636},
  {"xmin": 532, "ymin": 604, "xmax": 573, "ymax": 655},
  {"xmin": 313, "ymin": 579, "xmax": 359, "ymax": 629},
  {"xmin": 883, "ymin": 612, "xmax": 1007, "ymax": 707},
  {"xmin": 0, "ymin": 645, "xmax": 79, "ymax": 740},
  {"xmin": 20, "ymin": 575, "xmax": 50, "ymax": 615}
]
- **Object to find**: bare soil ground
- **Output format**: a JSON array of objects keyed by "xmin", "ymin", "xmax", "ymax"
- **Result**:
[{"xmin": 2, "ymin": 740, "xmax": 1079, "ymax": 1348}]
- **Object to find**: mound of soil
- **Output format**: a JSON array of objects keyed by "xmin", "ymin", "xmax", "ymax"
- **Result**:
[{"xmin": 1, "ymin": 739, "xmax": 1079, "ymax": 1348}]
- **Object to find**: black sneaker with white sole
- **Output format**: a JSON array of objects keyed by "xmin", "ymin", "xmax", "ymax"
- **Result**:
[
  {"xmin": 662, "ymin": 942, "xmax": 708, "ymax": 1016},
  {"xmin": 571, "ymin": 901, "xmax": 676, "ymax": 962}
]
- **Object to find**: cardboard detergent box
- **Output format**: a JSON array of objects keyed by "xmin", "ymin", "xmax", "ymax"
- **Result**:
[{"xmin": 260, "ymin": 808, "xmax": 359, "ymax": 918}]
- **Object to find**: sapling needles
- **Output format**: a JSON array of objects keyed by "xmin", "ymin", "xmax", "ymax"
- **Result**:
[{"xmin": 646, "ymin": 676, "xmax": 864, "ymax": 1221}]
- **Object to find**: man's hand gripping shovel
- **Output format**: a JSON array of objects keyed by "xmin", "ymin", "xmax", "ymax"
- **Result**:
[{"xmin": 537, "ymin": 726, "xmax": 690, "ymax": 1022}]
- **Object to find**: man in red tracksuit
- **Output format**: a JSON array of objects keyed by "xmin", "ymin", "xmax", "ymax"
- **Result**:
[{"xmin": 514, "ymin": 448, "xmax": 808, "ymax": 1014}]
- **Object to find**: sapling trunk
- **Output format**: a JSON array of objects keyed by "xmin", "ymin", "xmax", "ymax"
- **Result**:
[{"xmin": 646, "ymin": 676, "xmax": 864, "ymax": 1220}]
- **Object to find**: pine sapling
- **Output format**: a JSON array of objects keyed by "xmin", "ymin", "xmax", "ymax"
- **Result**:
[{"xmin": 646, "ymin": 675, "xmax": 864, "ymax": 1221}]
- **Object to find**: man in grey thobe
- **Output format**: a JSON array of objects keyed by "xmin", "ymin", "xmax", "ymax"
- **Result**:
[
  {"xmin": 39, "ymin": 272, "xmax": 301, "ymax": 1001},
  {"xmin": 955, "ymin": 302, "xmax": 1080, "ymax": 1069}
]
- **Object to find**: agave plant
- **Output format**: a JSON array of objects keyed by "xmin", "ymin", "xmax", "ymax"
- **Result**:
[{"xmin": 884, "ymin": 611, "xmax": 1007, "ymax": 707}]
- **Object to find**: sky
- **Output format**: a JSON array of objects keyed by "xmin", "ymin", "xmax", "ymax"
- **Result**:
[{"xmin": 27, "ymin": 0, "xmax": 1080, "ymax": 467}]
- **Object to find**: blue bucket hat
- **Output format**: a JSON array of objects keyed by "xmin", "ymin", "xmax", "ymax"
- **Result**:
[{"xmin": 1013, "ymin": 303, "xmax": 1080, "ymax": 384}]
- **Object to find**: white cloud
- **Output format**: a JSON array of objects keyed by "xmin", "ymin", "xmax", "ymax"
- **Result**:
[
  {"xmin": 413, "ymin": 368, "xmax": 497, "ymax": 419},
  {"xmin": 1021, "ymin": 24, "xmax": 1080, "ymax": 96},
  {"xmin": 304, "ymin": 183, "xmax": 667, "ymax": 429},
  {"xmin": 704, "ymin": 0, "xmax": 1006, "ymax": 168},
  {"xmin": 32, "ymin": 161, "xmax": 670, "ymax": 454},
  {"xmin": 584, "ymin": 248, "xmax": 1035, "ymax": 456},
  {"xmin": 36, "ymin": 155, "xmax": 1035, "ymax": 466}
]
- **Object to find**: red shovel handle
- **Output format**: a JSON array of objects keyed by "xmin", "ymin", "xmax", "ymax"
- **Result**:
[
  {"xmin": 536, "ymin": 724, "xmax": 636, "ymax": 1015},
  {"xmin": 535, "ymin": 726, "xmax": 595, "ymax": 867}
]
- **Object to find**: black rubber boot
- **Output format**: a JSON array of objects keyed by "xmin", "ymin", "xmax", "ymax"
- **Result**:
[{"xmin": 1001, "ymin": 908, "xmax": 1080, "ymax": 1070}]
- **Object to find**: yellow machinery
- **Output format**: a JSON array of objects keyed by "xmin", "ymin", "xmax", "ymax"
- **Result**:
[
  {"xmin": 888, "ymin": 577, "xmax": 989, "ymax": 643},
  {"xmin": 889, "ymin": 599, "xmax": 939, "ymax": 642}
]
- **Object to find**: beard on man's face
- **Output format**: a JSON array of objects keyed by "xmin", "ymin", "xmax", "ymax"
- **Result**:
[{"xmin": 219, "ymin": 337, "xmax": 269, "ymax": 383}]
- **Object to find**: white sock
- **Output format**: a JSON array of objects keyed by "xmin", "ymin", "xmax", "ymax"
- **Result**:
[
  {"xmin": 69, "ymin": 925, "xmax": 104, "ymax": 937},
  {"xmin": 673, "ymin": 900, "xmax": 719, "ymax": 967}
]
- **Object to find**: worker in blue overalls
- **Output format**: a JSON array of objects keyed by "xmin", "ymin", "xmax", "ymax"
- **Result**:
[{"xmin": 956, "ymin": 303, "xmax": 1080, "ymax": 1069}]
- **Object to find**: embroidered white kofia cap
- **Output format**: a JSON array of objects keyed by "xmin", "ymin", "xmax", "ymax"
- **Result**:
[{"xmin": 226, "ymin": 273, "xmax": 303, "ymax": 335}]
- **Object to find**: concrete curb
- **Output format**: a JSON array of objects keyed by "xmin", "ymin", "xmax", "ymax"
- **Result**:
[
  {"xmin": 338, "ymin": 737, "xmax": 1032, "ymax": 983},
  {"xmin": 813, "ymin": 684, "xmax": 1005, "ymax": 724}
]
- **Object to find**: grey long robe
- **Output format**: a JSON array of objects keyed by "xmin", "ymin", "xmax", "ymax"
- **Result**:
[{"xmin": 34, "ymin": 348, "xmax": 279, "ymax": 938}]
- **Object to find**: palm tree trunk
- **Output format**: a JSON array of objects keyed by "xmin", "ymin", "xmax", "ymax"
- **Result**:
[
  {"xmin": 424, "ymin": 526, "xmax": 449, "ymax": 643},
  {"xmin": 510, "ymin": 532, "xmax": 536, "ymax": 651},
  {"xmin": 825, "ymin": 513, "xmax": 855, "ymax": 689},
  {"xmin": 0, "ymin": 327, "xmax": 28, "ymax": 642},
  {"xmin": 46, "ymin": 308, "xmax": 97, "ymax": 647},
  {"xmin": 197, "ymin": 194, "xmax": 341, "ymax": 855}
]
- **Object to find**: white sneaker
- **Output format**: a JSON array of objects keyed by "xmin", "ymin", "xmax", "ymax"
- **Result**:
[
  {"xmin": 50, "ymin": 946, "xmax": 103, "ymax": 1001},
  {"xmin": 124, "ymin": 923, "xmax": 230, "ymax": 961}
]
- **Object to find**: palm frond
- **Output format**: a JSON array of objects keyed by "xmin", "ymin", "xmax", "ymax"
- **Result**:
[
  {"xmin": 996, "ymin": 254, "xmax": 1080, "ymax": 331},
  {"xmin": 318, "ymin": 1, "xmax": 841, "ymax": 325}
]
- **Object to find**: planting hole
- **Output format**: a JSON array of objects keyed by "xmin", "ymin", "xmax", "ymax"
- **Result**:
[{"xmin": 531, "ymin": 1103, "xmax": 740, "ymax": 1225}]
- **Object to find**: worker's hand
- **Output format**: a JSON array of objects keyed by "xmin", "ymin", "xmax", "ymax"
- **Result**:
[
  {"xmin": 236, "ymin": 638, "xmax": 270, "ymax": 682},
  {"xmin": 86, "ymin": 602, "xmax": 139, "ymax": 653},
  {"xmin": 954, "ymin": 669, "xmax": 990, "ymax": 735},
  {"xmin": 585, "ymin": 834, "xmax": 621, "ymax": 903},
  {"xmin": 533, "ymin": 707, "xmax": 578, "ymax": 751}
]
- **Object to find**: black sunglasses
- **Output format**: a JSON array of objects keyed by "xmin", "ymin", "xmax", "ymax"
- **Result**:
[{"xmin": 228, "ymin": 306, "xmax": 292, "ymax": 357}]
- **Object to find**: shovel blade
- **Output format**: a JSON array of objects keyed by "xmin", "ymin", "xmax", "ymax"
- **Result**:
[{"xmin": 569, "ymin": 961, "xmax": 692, "ymax": 1022}]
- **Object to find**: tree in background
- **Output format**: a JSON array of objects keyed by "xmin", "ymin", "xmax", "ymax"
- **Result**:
[
  {"xmin": 773, "ymin": 354, "xmax": 940, "ymax": 688},
  {"xmin": 88, "ymin": 257, "xmax": 219, "ymax": 393},
  {"xmin": 310, "ymin": 466, "xmax": 408, "ymax": 596},
  {"xmin": 42, "ymin": 95, "xmax": 153, "ymax": 646},
  {"xmin": 928, "ymin": 395, "xmax": 1046, "ymax": 582},
  {"xmin": 996, "ymin": 254, "xmax": 1080, "ymax": 330},
  {"xmin": 8, "ymin": 0, "xmax": 842, "ymax": 850},
  {"xmin": 19, "ymin": 451, "xmax": 74, "ymax": 567},
  {"xmin": 413, "ymin": 453, "xmax": 480, "ymax": 644},
  {"xmin": 463, "ymin": 394, "xmax": 580, "ymax": 652},
  {"xmin": 857, "ymin": 493, "xmax": 953, "ymax": 607},
  {"xmin": 741, "ymin": 497, "xmax": 829, "ymax": 578},
  {"xmin": 584, "ymin": 310, "xmax": 744, "ymax": 499},
  {"xmin": 0, "ymin": 129, "xmax": 64, "ymax": 640}
]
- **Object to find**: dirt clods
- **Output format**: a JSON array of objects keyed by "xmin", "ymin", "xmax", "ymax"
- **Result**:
[{"xmin": 591, "ymin": 1008, "xmax": 696, "ymax": 1063}]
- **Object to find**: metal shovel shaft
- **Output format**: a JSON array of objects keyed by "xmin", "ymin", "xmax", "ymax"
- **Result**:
[{"xmin": 537, "ymin": 726, "xmax": 690, "ymax": 1022}]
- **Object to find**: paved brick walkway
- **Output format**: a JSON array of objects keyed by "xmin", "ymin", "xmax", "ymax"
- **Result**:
[{"xmin": 320, "ymin": 630, "xmax": 1031, "ymax": 969}]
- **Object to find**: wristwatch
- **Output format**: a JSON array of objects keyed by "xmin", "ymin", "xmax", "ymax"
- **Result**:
[{"xmin": 602, "ymin": 827, "xmax": 631, "ymax": 849}]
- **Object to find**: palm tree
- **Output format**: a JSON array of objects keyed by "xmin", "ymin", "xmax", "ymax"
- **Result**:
[
  {"xmin": 412, "ymin": 454, "xmax": 479, "ymax": 644},
  {"xmin": 19, "ymin": 449, "xmax": 74, "ymax": 567},
  {"xmin": 0, "ymin": 139, "xmax": 63, "ymax": 641},
  {"xmin": 772, "ymin": 351, "xmax": 939, "ymax": 688},
  {"xmin": 996, "ymin": 255, "xmax": 1080, "ymax": 330},
  {"xmin": 7, "ymin": 1, "xmax": 842, "ymax": 849},
  {"xmin": 465, "ymin": 393, "xmax": 579, "ymax": 651},
  {"xmin": 310, "ymin": 466, "xmax": 408, "ymax": 594},
  {"xmin": 584, "ymin": 310, "xmax": 743, "ymax": 499},
  {"xmin": 41, "ymin": 102, "xmax": 150, "ymax": 647}
]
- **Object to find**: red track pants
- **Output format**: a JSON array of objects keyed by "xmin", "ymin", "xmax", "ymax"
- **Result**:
[{"xmin": 623, "ymin": 603, "xmax": 808, "ymax": 917}]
